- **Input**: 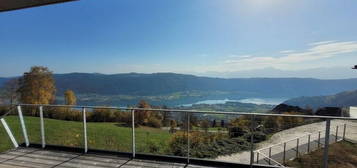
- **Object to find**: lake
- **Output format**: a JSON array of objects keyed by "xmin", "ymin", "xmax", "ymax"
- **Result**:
[{"xmin": 180, "ymin": 98, "xmax": 288, "ymax": 107}]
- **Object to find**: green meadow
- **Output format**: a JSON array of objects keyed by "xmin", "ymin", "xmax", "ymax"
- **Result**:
[{"xmin": 0, "ymin": 116, "xmax": 171, "ymax": 154}]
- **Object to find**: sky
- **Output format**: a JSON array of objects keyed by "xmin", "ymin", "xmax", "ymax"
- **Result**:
[{"xmin": 1, "ymin": 0, "xmax": 357, "ymax": 78}]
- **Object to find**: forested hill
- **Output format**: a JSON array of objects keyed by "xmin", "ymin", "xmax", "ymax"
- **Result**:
[
  {"xmin": 283, "ymin": 90, "xmax": 357, "ymax": 109},
  {"xmin": 53, "ymin": 73, "xmax": 357, "ymax": 97},
  {"xmin": 2, "ymin": 73, "xmax": 357, "ymax": 98},
  {"xmin": 0, "ymin": 78, "xmax": 8, "ymax": 87}
]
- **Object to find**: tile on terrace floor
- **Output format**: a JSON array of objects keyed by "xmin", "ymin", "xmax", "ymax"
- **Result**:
[{"xmin": 0, "ymin": 148, "xmax": 216, "ymax": 168}]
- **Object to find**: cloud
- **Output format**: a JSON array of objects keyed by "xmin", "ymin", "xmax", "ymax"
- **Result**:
[
  {"xmin": 109, "ymin": 40, "xmax": 357, "ymax": 76},
  {"xmin": 212, "ymin": 41, "xmax": 357, "ymax": 72},
  {"xmin": 309, "ymin": 41, "xmax": 335, "ymax": 46},
  {"xmin": 283, "ymin": 41, "xmax": 357, "ymax": 62},
  {"xmin": 227, "ymin": 54, "xmax": 252, "ymax": 58},
  {"xmin": 279, "ymin": 50, "xmax": 295, "ymax": 54},
  {"xmin": 198, "ymin": 54, "xmax": 208, "ymax": 58}
]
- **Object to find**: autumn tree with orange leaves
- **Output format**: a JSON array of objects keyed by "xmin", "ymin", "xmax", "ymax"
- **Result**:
[{"xmin": 17, "ymin": 66, "xmax": 56, "ymax": 105}]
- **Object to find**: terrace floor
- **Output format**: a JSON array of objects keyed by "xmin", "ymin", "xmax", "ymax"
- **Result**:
[{"xmin": 0, "ymin": 148, "xmax": 214, "ymax": 168}]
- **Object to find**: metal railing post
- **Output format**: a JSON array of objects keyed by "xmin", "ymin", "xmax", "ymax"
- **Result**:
[
  {"xmin": 318, "ymin": 131, "xmax": 321, "ymax": 148},
  {"xmin": 0, "ymin": 118, "xmax": 19, "ymax": 148},
  {"xmin": 82, "ymin": 107, "xmax": 88, "ymax": 153},
  {"xmin": 283, "ymin": 142, "xmax": 286, "ymax": 165},
  {"xmin": 17, "ymin": 105, "xmax": 29, "ymax": 147},
  {"xmin": 250, "ymin": 115, "xmax": 255, "ymax": 167},
  {"xmin": 335, "ymin": 126, "xmax": 339, "ymax": 142},
  {"xmin": 186, "ymin": 112, "xmax": 190, "ymax": 164},
  {"xmin": 323, "ymin": 119, "xmax": 331, "ymax": 168},
  {"xmin": 296, "ymin": 138, "xmax": 299, "ymax": 158},
  {"xmin": 256, "ymin": 152, "xmax": 259, "ymax": 164},
  {"xmin": 307, "ymin": 134, "xmax": 311, "ymax": 153},
  {"xmin": 343, "ymin": 124, "xmax": 346, "ymax": 140},
  {"xmin": 39, "ymin": 106, "xmax": 45, "ymax": 148},
  {"xmin": 268, "ymin": 147, "xmax": 272, "ymax": 165},
  {"xmin": 131, "ymin": 109, "xmax": 136, "ymax": 158}
]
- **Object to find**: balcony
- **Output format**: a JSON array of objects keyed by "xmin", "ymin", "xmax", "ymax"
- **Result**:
[{"xmin": 1, "ymin": 104, "xmax": 357, "ymax": 168}]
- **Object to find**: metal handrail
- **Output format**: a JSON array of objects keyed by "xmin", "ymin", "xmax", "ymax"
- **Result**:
[
  {"xmin": 256, "ymin": 151, "xmax": 286, "ymax": 168},
  {"xmin": 255, "ymin": 123, "xmax": 345, "ymax": 152},
  {"xmin": 3, "ymin": 104, "xmax": 354, "ymax": 168},
  {"xmin": 0, "ymin": 105, "xmax": 17, "ymax": 119},
  {"xmin": 13, "ymin": 103, "xmax": 357, "ymax": 120},
  {"xmin": 0, "ymin": 105, "xmax": 19, "ymax": 148}
]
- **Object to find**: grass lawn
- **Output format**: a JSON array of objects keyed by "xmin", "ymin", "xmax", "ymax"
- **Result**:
[
  {"xmin": 287, "ymin": 141, "xmax": 357, "ymax": 168},
  {"xmin": 0, "ymin": 116, "xmax": 171, "ymax": 154}
]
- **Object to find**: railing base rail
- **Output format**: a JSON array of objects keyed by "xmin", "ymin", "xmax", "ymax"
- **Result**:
[{"xmin": 22, "ymin": 143, "xmax": 279, "ymax": 168}]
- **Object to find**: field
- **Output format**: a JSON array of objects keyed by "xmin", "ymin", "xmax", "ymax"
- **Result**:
[
  {"xmin": 287, "ymin": 141, "xmax": 357, "ymax": 168},
  {"xmin": 0, "ymin": 116, "xmax": 171, "ymax": 154}
]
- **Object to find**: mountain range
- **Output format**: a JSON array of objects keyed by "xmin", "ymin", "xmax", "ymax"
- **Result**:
[
  {"xmin": 196, "ymin": 67, "xmax": 357, "ymax": 79},
  {"xmin": 0, "ymin": 78, "xmax": 8, "ymax": 87},
  {"xmin": 2, "ymin": 72, "xmax": 357, "ymax": 106},
  {"xmin": 284, "ymin": 90, "xmax": 357, "ymax": 109},
  {"xmin": 55, "ymin": 73, "xmax": 357, "ymax": 97}
]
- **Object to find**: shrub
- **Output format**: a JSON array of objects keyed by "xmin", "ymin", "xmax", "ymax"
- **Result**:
[
  {"xmin": 0, "ymin": 105, "xmax": 10, "ymax": 116},
  {"xmin": 168, "ymin": 131, "xmax": 249, "ymax": 158},
  {"xmin": 229, "ymin": 126, "xmax": 247, "ymax": 138},
  {"xmin": 263, "ymin": 116, "xmax": 283, "ymax": 134},
  {"xmin": 243, "ymin": 131, "xmax": 267, "ymax": 143},
  {"xmin": 200, "ymin": 120, "xmax": 210, "ymax": 133},
  {"xmin": 147, "ymin": 140, "xmax": 161, "ymax": 153},
  {"xmin": 114, "ymin": 112, "xmax": 131, "ymax": 126},
  {"xmin": 169, "ymin": 120, "xmax": 177, "ymax": 133},
  {"xmin": 50, "ymin": 107, "xmax": 81, "ymax": 121},
  {"xmin": 169, "ymin": 132, "xmax": 187, "ymax": 156},
  {"xmin": 147, "ymin": 117, "xmax": 162, "ymax": 128},
  {"xmin": 90, "ymin": 109, "xmax": 116, "ymax": 122}
]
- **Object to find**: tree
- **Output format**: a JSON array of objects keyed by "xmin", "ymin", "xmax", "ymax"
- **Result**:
[
  {"xmin": 169, "ymin": 120, "xmax": 177, "ymax": 133},
  {"xmin": 161, "ymin": 105, "xmax": 171, "ymax": 127},
  {"xmin": 180, "ymin": 112, "xmax": 194, "ymax": 130},
  {"xmin": 230, "ymin": 116, "xmax": 251, "ymax": 132},
  {"xmin": 280, "ymin": 112, "xmax": 304, "ymax": 129},
  {"xmin": 135, "ymin": 100, "xmax": 152, "ymax": 126},
  {"xmin": 17, "ymin": 66, "xmax": 56, "ymax": 105},
  {"xmin": 91, "ymin": 108, "xmax": 115, "ymax": 122},
  {"xmin": 201, "ymin": 120, "xmax": 210, "ymax": 133},
  {"xmin": 64, "ymin": 90, "xmax": 77, "ymax": 105},
  {"xmin": 212, "ymin": 120, "xmax": 216, "ymax": 127},
  {"xmin": 189, "ymin": 114, "xmax": 199, "ymax": 127},
  {"xmin": 228, "ymin": 116, "xmax": 252, "ymax": 138},
  {"xmin": 263, "ymin": 116, "xmax": 283, "ymax": 133},
  {"xmin": 1, "ymin": 78, "xmax": 19, "ymax": 104},
  {"xmin": 220, "ymin": 120, "xmax": 225, "ymax": 128}
]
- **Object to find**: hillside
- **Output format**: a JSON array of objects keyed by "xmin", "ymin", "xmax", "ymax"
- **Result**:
[
  {"xmin": 0, "ymin": 78, "xmax": 8, "ymax": 87},
  {"xmin": 2, "ymin": 73, "xmax": 357, "ymax": 106},
  {"xmin": 284, "ymin": 90, "xmax": 357, "ymax": 109},
  {"xmin": 287, "ymin": 141, "xmax": 357, "ymax": 168},
  {"xmin": 52, "ymin": 73, "xmax": 357, "ymax": 97}
]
